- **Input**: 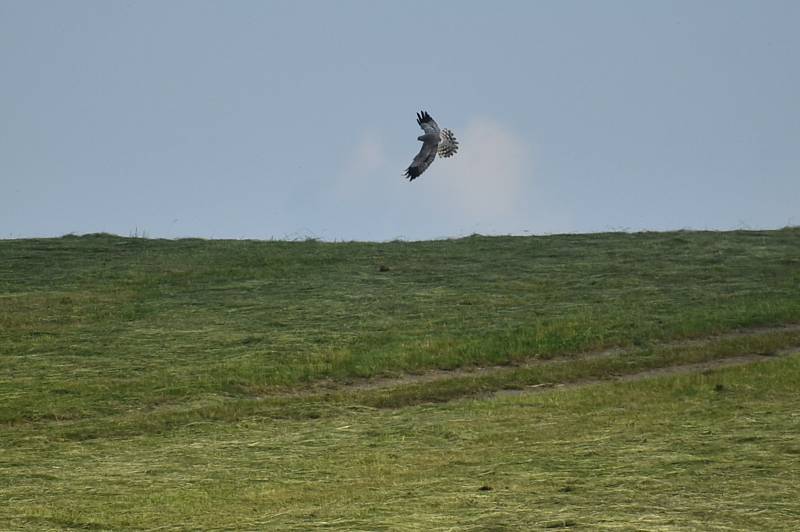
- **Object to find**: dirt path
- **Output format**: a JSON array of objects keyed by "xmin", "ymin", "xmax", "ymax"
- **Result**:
[
  {"xmin": 494, "ymin": 350, "xmax": 796, "ymax": 397},
  {"xmin": 308, "ymin": 323, "xmax": 800, "ymax": 397}
]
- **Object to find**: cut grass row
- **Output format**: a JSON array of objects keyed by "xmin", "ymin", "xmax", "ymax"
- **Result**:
[
  {"xmin": 3, "ymin": 353, "xmax": 799, "ymax": 530},
  {"xmin": 16, "ymin": 323, "xmax": 796, "ymax": 442}
]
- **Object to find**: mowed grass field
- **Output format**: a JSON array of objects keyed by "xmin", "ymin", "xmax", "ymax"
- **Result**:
[{"xmin": 1, "ymin": 229, "xmax": 799, "ymax": 529}]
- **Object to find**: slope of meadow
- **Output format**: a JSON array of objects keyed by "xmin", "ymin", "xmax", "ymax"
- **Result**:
[{"xmin": 1, "ymin": 229, "xmax": 799, "ymax": 529}]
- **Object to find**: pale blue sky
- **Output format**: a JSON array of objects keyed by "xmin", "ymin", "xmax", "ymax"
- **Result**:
[{"xmin": 2, "ymin": 0, "xmax": 798, "ymax": 240}]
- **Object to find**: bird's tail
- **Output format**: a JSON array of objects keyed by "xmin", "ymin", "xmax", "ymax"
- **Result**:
[{"xmin": 437, "ymin": 129, "xmax": 459, "ymax": 158}]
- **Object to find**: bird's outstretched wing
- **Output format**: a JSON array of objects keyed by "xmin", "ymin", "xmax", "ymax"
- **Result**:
[
  {"xmin": 404, "ymin": 140, "xmax": 438, "ymax": 180},
  {"xmin": 404, "ymin": 111, "xmax": 441, "ymax": 181},
  {"xmin": 416, "ymin": 110, "xmax": 440, "ymax": 136}
]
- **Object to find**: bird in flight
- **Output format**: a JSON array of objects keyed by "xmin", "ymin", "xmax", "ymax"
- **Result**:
[{"xmin": 404, "ymin": 111, "xmax": 459, "ymax": 181}]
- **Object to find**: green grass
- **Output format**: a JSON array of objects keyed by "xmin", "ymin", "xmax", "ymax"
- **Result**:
[
  {"xmin": 1, "ymin": 229, "xmax": 800, "ymax": 529},
  {"xmin": 2, "ymin": 229, "xmax": 799, "ymax": 423},
  {"xmin": 3, "ymin": 353, "xmax": 799, "ymax": 530}
]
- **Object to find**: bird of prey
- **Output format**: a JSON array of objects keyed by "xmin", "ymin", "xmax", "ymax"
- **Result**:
[{"xmin": 404, "ymin": 111, "xmax": 459, "ymax": 181}]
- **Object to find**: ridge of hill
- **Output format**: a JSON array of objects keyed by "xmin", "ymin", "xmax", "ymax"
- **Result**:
[
  {"xmin": 2, "ymin": 228, "xmax": 799, "ymax": 427},
  {"xmin": 2, "ymin": 229, "xmax": 800, "ymax": 529}
]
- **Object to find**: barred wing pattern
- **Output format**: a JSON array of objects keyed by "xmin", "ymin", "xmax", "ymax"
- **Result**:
[{"xmin": 404, "ymin": 111, "xmax": 459, "ymax": 181}]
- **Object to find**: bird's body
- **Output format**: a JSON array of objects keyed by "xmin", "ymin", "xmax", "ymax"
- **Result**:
[{"xmin": 404, "ymin": 111, "xmax": 459, "ymax": 180}]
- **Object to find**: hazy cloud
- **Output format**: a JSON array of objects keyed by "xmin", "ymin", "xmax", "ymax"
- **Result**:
[
  {"xmin": 343, "ymin": 133, "xmax": 387, "ymax": 178},
  {"xmin": 333, "ymin": 131, "xmax": 393, "ymax": 209},
  {"xmin": 325, "ymin": 118, "xmax": 574, "ymax": 240},
  {"xmin": 422, "ymin": 117, "xmax": 573, "ymax": 235},
  {"xmin": 324, "ymin": 131, "xmax": 407, "ymax": 239},
  {"xmin": 432, "ymin": 118, "xmax": 530, "ymax": 218}
]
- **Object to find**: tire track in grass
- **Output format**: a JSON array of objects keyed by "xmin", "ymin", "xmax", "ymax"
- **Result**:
[
  {"xmin": 300, "ymin": 323, "xmax": 800, "ymax": 398},
  {"xmin": 51, "ymin": 324, "xmax": 800, "ymax": 438},
  {"xmin": 495, "ymin": 350, "xmax": 797, "ymax": 398}
]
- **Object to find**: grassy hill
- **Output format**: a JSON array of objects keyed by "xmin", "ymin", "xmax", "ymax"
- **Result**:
[{"xmin": 2, "ymin": 229, "xmax": 799, "ymax": 529}]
